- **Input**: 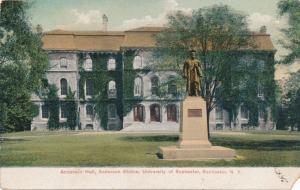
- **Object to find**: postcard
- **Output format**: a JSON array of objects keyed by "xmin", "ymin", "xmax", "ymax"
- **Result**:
[{"xmin": 0, "ymin": 0, "xmax": 299, "ymax": 189}]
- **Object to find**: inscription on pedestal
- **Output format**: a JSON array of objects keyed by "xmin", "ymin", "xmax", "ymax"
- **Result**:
[{"xmin": 188, "ymin": 109, "xmax": 202, "ymax": 117}]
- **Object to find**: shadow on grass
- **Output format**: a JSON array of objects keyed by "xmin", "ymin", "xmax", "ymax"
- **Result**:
[
  {"xmin": 121, "ymin": 135, "xmax": 300, "ymax": 151},
  {"xmin": 120, "ymin": 135, "xmax": 179, "ymax": 142},
  {"xmin": 0, "ymin": 138, "xmax": 28, "ymax": 142},
  {"xmin": 211, "ymin": 138, "xmax": 300, "ymax": 151}
]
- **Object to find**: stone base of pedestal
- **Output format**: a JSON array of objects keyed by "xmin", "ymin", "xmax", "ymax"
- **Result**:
[
  {"xmin": 157, "ymin": 146, "xmax": 236, "ymax": 160},
  {"xmin": 157, "ymin": 96, "xmax": 236, "ymax": 160}
]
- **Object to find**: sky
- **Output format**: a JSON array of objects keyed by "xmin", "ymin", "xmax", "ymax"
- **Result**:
[
  {"xmin": 28, "ymin": 0, "xmax": 280, "ymax": 31},
  {"xmin": 25, "ymin": 0, "xmax": 300, "ymax": 79}
]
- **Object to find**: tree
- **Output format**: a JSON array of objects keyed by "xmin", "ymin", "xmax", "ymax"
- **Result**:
[
  {"xmin": 154, "ymin": 5, "xmax": 253, "ymax": 137},
  {"xmin": 44, "ymin": 84, "xmax": 60, "ymax": 130},
  {"xmin": 0, "ymin": 1, "xmax": 48, "ymax": 131},
  {"xmin": 276, "ymin": 0, "xmax": 300, "ymax": 130},
  {"xmin": 281, "ymin": 71, "xmax": 300, "ymax": 130},
  {"xmin": 276, "ymin": 104, "xmax": 288, "ymax": 130},
  {"xmin": 289, "ymin": 89, "xmax": 300, "ymax": 131},
  {"xmin": 278, "ymin": 0, "xmax": 300, "ymax": 63},
  {"xmin": 65, "ymin": 88, "xmax": 77, "ymax": 130}
]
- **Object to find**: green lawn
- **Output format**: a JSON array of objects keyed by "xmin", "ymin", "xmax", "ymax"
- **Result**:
[{"xmin": 0, "ymin": 131, "xmax": 299, "ymax": 166}]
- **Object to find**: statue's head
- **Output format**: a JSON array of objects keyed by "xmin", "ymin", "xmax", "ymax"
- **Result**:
[{"xmin": 189, "ymin": 48, "xmax": 196, "ymax": 59}]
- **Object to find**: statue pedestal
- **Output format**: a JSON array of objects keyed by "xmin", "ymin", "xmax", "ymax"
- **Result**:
[{"xmin": 158, "ymin": 96, "xmax": 235, "ymax": 160}]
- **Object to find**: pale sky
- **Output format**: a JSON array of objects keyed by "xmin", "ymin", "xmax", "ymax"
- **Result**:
[
  {"xmin": 28, "ymin": 0, "xmax": 281, "ymax": 31},
  {"xmin": 26, "ymin": 0, "xmax": 300, "ymax": 79}
]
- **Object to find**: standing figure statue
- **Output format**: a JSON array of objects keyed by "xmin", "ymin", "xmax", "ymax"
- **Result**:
[{"xmin": 183, "ymin": 49, "xmax": 203, "ymax": 96}]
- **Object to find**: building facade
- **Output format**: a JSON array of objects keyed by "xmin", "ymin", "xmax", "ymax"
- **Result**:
[{"xmin": 31, "ymin": 26, "xmax": 276, "ymax": 131}]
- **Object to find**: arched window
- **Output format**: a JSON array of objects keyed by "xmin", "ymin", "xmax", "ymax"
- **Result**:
[
  {"xmin": 166, "ymin": 104, "xmax": 177, "ymax": 122},
  {"xmin": 133, "ymin": 55, "xmax": 142, "ymax": 69},
  {"xmin": 133, "ymin": 104, "xmax": 144, "ymax": 122},
  {"xmin": 134, "ymin": 77, "xmax": 143, "ymax": 96},
  {"xmin": 60, "ymin": 57, "xmax": 68, "ymax": 69},
  {"xmin": 86, "ymin": 104, "xmax": 94, "ymax": 119},
  {"xmin": 84, "ymin": 54, "xmax": 93, "ymax": 71},
  {"xmin": 107, "ymin": 58, "xmax": 116, "ymax": 70},
  {"xmin": 86, "ymin": 79, "xmax": 94, "ymax": 96},
  {"xmin": 240, "ymin": 105, "xmax": 249, "ymax": 119},
  {"xmin": 168, "ymin": 76, "xmax": 177, "ymax": 95},
  {"xmin": 150, "ymin": 104, "xmax": 160, "ymax": 122},
  {"xmin": 85, "ymin": 124, "xmax": 93, "ymax": 130},
  {"xmin": 108, "ymin": 80, "xmax": 116, "ymax": 98},
  {"xmin": 151, "ymin": 76, "xmax": 159, "ymax": 96},
  {"xmin": 60, "ymin": 78, "xmax": 68, "ymax": 95},
  {"xmin": 215, "ymin": 106, "xmax": 223, "ymax": 121},
  {"xmin": 108, "ymin": 104, "xmax": 117, "ymax": 119}
]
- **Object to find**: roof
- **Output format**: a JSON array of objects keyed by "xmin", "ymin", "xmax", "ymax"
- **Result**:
[
  {"xmin": 125, "ymin": 26, "xmax": 167, "ymax": 32},
  {"xmin": 43, "ymin": 30, "xmax": 125, "ymax": 51},
  {"xmin": 42, "ymin": 26, "xmax": 275, "ymax": 51},
  {"xmin": 250, "ymin": 33, "xmax": 276, "ymax": 51}
]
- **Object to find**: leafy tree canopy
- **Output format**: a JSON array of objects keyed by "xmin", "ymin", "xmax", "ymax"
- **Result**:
[
  {"xmin": 278, "ymin": 0, "xmax": 300, "ymax": 63},
  {"xmin": 153, "ymin": 5, "xmax": 276, "ymax": 134},
  {"xmin": 0, "ymin": 0, "xmax": 48, "ymax": 131},
  {"xmin": 280, "ymin": 70, "xmax": 300, "ymax": 130},
  {"xmin": 154, "ymin": 5, "xmax": 251, "ymax": 116}
]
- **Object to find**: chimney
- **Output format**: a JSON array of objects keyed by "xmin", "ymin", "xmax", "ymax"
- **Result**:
[
  {"xmin": 259, "ymin": 25, "xmax": 267, "ymax": 34},
  {"xmin": 102, "ymin": 14, "xmax": 108, "ymax": 31},
  {"xmin": 36, "ymin": 24, "xmax": 43, "ymax": 34}
]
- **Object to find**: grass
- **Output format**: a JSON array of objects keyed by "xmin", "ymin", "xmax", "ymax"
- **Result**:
[{"xmin": 0, "ymin": 131, "xmax": 299, "ymax": 166}]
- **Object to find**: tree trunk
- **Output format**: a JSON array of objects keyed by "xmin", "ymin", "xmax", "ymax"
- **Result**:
[{"xmin": 207, "ymin": 109, "xmax": 210, "ymax": 139}]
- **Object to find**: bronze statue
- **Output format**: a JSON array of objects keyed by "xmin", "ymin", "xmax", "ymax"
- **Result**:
[{"xmin": 183, "ymin": 49, "xmax": 202, "ymax": 96}]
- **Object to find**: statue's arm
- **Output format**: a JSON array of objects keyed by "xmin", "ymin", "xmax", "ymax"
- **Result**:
[{"xmin": 197, "ymin": 61, "xmax": 203, "ymax": 76}]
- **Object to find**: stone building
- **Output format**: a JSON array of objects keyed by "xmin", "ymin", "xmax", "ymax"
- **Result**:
[{"xmin": 31, "ymin": 26, "xmax": 276, "ymax": 131}]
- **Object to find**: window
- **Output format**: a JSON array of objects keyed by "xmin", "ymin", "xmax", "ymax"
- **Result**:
[
  {"xmin": 60, "ymin": 102, "xmax": 68, "ymax": 119},
  {"xmin": 241, "ymin": 124, "xmax": 249, "ymax": 130},
  {"xmin": 60, "ymin": 57, "xmax": 68, "ymax": 68},
  {"xmin": 216, "ymin": 124, "xmax": 223, "ymax": 130},
  {"xmin": 238, "ymin": 80, "xmax": 246, "ymax": 90},
  {"xmin": 86, "ymin": 79, "xmax": 94, "ymax": 96},
  {"xmin": 107, "ymin": 58, "xmax": 116, "ymax": 70},
  {"xmin": 108, "ymin": 80, "xmax": 116, "ymax": 98},
  {"xmin": 133, "ymin": 55, "xmax": 142, "ymax": 69},
  {"xmin": 258, "ymin": 84, "xmax": 264, "ymax": 98},
  {"xmin": 151, "ymin": 76, "xmax": 159, "ymax": 96},
  {"xmin": 133, "ymin": 105, "xmax": 144, "ymax": 122},
  {"xmin": 257, "ymin": 60, "xmax": 265, "ymax": 71},
  {"xmin": 60, "ymin": 78, "xmax": 68, "ymax": 96},
  {"xmin": 134, "ymin": 77, "xmax": 143, "ymax": 96},
  {"xmin": 167, "ymin": 104, "xmax": 177, "ymax": 122},
  {"xmin": 259, "ymin": 110, "xmax": 265, "ymax": 120},
  {"xmin": 240, "ymin": 105, "xmax": 249, "ymax": 119},
  {"xmin": 85, "ymin": 124, "xmax": 93, "ymax": 130},
  {"xmin": 215, "ymin": 107, "xmax": 223, "ymax": 121},
  {"xmin": 108, "ymin": 104, "xmax": 117, "ymax": 119},
  {"xmin": 84, "ymin": 54, "xmax": 93, "ymax": 71},
  {"xmin": 168, "ymin": 77, "xmax": 177, "ymax": 95},
  {"xmin": 41, "ymin": 105, "xmax": 49, "ymax": 119},
  {"xmin": 150, "ymin": 104, "xmax": 160, "ymax": 122},
  {"xmin": 86, "ymin": 104, "xmax": 94, "ymax": 119},
  {"xmin": 240, "ymin": 56, "xmax": 254, "ymax": 68}
]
